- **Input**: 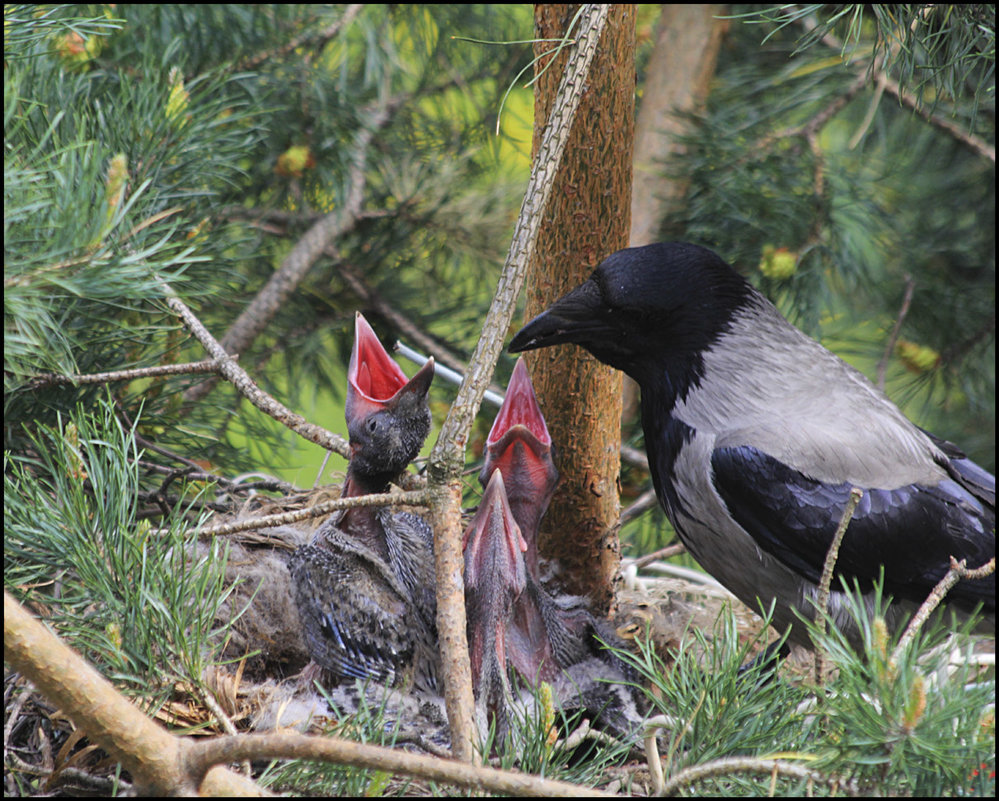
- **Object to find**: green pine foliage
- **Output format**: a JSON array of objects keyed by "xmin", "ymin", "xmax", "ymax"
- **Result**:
[
  {"xmin": 4, "ymin": 4, "xmax": 534, "ymax": 479},
  {"xmin": 4, "ymin": 394, "xmax": 238, "ymax": 704},
  {"xmin": 614, "ymin": 591, "xmax": 994, "ymax": 797},
  {"xmin": 3, "ymin": 4, "xmax": 993, "ymax": 796}
]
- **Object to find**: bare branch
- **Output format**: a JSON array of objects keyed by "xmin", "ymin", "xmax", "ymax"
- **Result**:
[
  {"xmin": 3, "ymin": 591, "xmax": 262, "ymax": 796},
  {"xmin": 238, "ymin": 4, "xmax": 364, "ymax": 71},
  {"xmin": 425, "ymin": 3, "xmax": 612, "ymax": 764},
  {"xmin": 185, "ymin": 731, "xmax": 613, "ymax": 798},
  {"xmin": 157, "ymin": 278, "xmax": 350, "ymax": 459},
  {"xmin": 893, "ymin": 556, "xmax": 996, "ymax": 661},
  {"xmin": 166, "ymin": 487, "xmax": 432, "ymax": 540},
  {"xmin": 659, "ymin": 755, "xmax": 859, "ymax": 797},
  {"xmin": 877, "ymin": 274, "xmax": 916, "ymax": 391},
  {"xmin": 632, "ymin": 542, "xmax": 687, "ymax": 570},
  {"xmin": 621, "ymin": 487, "xmax": 658, "ymax": 523},
  {"xmin": 25, "ymin": 358, "xmax": 228, "ymax": 390},
  {"xmin": 796, "ymin": 15, "xmax": 995, "ymax": 163},
  {"xmin": 814, "ymin": 487, "xmax": 863, "ymax": 683},
  {"xmin": 5, "ymin": 591, "xmax": 614, "ymax": 797}
]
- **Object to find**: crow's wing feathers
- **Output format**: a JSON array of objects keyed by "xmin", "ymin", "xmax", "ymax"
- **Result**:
[{"xmin": 711, "ymin": 445, "xmax": 995, "ymax": 612}]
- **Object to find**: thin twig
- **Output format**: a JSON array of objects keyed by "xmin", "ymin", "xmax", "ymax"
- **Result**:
[
  {"xmin": 814, "ymin": 487, "xmax": 863, "ymax": 683},
  {"xmin": 621, "ymin": 487, "xmax": 660, "ymax": 523},
  {"xmin": 876, "ymin": 275, "xmax": 915, "ymax": 391},
  {"xmin": 396, "ymin": 341, "xmax": 506, "ymax": 408},
  {"xmin": 621, "ymin": 443, "xmax": 650, "ymax": 469},
  {"xmin": 892, "ymin": 556, "xmax": 995, "ymax": 661},
  {"xmin": 659, "ymin": 756, "xmax": 858, "ymax": 797},
  {"xmin": 878, "ymin": 70, "xmax": 995, "ymax": 162},
  {"xmin": 645, "ymin": 694, "xmax": 703, "ymax": 796},
  {"xmin": 632, "ymin": 542, "xmax": 687, "ymax": 570},
  {"xmin": 797, "ymin": 15, "xmax": 995, "ymax": 162},
  {"xmin": 238, "ymin": 4, "xmax": 363, "ymax": 71},
  {"xmin": 157, "ymin": 277, "xmax": 350, "ymax": 459},
  {"xmin": 138, "ymin": 461, "xmax": 296, "ymax": 496},
  {"xmin": 196, "ymin": 688, "xmax": 251, "ymax": 776},
  {"xmin": 154, "ymin": 487, "xmax": 432, "ymax": 539},
  {"xmin": 25, "ymin": 358, "xmax": 229, "ymax": 390}
]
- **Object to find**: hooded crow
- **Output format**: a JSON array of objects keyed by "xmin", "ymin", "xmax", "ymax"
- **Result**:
[{"xmin": 509, "ymin": 242, "xmax": 995, "ymax": 647}]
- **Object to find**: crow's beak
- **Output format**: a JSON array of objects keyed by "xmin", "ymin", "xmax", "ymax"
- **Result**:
[{"xmin": 508, "ymin": 279, "xmax": 609, "ymax": 353}]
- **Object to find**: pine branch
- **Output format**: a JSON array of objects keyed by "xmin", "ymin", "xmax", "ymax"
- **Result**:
[
  {"xmin": 892, "ymin": 555, "xmax": 996, "ymax": 661},
  {"xmin": 941, "ymin": 310, "xmax": 996, "ymax": 365},
  {"xmin": 237, "ymin": 4, "xmax": 364, "ymax": 71},
  {"xmin": 659, "ymin": 756, "xmax": 860, "ymax": 797},
  {"xmin": 25, "ymin": 358, "xmax": 229, "ymax": 389},
  {"xmin": 814, "ymin": 487, "xmax": 863, "ymax": 683},
  {"xmin": 796, "ymin": 13, "xmax": 996, "ymax": 163},
  {"xmin": 876, "ymin": 69, "xmax": 995, "ymax": 163},
  {"xmin": 3, "ymin": 591, "xmax": 262, "ymax": 796},
  {"xmin": 163, "ymin": 486, "xmax": 431, "ymax": 540},
  {"xmin": 424, "ymin": 2, "xmax": 611, "ymax": 765},
  {"xmin": 631, "ymin": 542, "xmax": 687, "ymax": 570},
  {"xmin": 877, "ymin": 275, "xmax": 916, "ymax": 391},
  {"xmin": 182, "ymin": 89, "xmax": 400, "ymax": 406},
  {"xmin": 138, "ymin": 460, "xmax": 294, "ymax": 495}
]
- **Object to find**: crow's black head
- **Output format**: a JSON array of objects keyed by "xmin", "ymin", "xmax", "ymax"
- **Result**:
[{"xmin": 509, "ymin": 242, "xmax": 752, "ymax": 387}]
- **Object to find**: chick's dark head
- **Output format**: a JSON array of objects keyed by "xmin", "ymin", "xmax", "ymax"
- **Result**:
[{"xmin": 345, "ymin": 312, "xmax": 433, "ymax": 483}]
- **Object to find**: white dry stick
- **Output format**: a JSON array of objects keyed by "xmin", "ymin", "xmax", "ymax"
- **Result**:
[{"xmin": 658, "ymin": 756, "xmax": 856, "ymax": 797}]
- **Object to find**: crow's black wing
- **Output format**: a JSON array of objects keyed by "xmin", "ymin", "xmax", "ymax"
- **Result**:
[{"xmin": 711, "ymin": 445, "xmax": 995, "ymax": 612}]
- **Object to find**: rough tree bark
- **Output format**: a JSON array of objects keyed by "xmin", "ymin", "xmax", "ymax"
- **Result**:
[{"xmin": 524, "ymin": 4, "xmax": 635, "ymax": 612}]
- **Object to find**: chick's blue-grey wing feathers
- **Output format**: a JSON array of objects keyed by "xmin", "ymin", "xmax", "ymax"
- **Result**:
[
  {"xmin": 711, "ymin": 445, "xmax": 995, "ymax": 612},
  {"xmin": 289, "ymin": 542, "xmax": 413, "ymax": 686}
]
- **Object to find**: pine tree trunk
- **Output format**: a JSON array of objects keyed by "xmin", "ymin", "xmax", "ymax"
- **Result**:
[{"xmin": 524, "ymin": 3, "xmax": 635, "ymax": 612}]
